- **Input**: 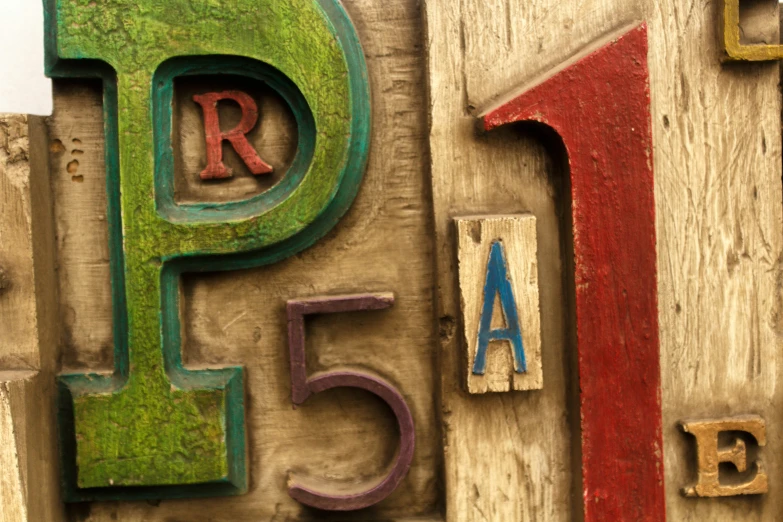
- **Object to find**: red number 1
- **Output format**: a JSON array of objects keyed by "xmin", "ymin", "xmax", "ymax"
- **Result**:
[
  {"xmin": 286, "ymin": 293, "xmax": 415, "ymax": 511},
  {"xmin": 480, "ymin": 24, "xmax": 665, "ymax": 521}
]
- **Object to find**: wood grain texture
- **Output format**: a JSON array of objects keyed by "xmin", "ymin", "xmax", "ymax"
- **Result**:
[
  {"xmin": 679, "ymin": 415, "xmax": 768, "ymax": 497},
  {"xmin": 0, "ymin": 115, "xmax": 64, "ymax": 521},
  {"xmin": 0, "ymin": 115, "xmax": 58, "ymax": 372},
  {"xmin": 424, "ymin": 0, "xmax": 783, "ymax": 519},
  {"xmin": 423, "ymin": 0, "xmax": 631, "ymax": 519},
  {"xmin": 50, "ymin": 0, "xmax": 440, "ymax": 518},
  {"xmin": 0, "ymin": 115, "xmax": 37, "ymax": 371},
  {"xmin": 455, "ymin": 215, "xmax": 543, "ymax": 394},
  {"xmin": 48, "ymin": 82, "xmax": 115, "ymax": 374},
  {"xmin": 286, "ymin": 293, "xmax": 416, "ymax": 511},
  {"xmin": 650, "ymin": 0, "xmax": 782, "ymax": 518},
  {"xmin": 0, "ymin": 376, "xmax": 27, "ymax": 522},
  {"xmin": 33, "ymin": 0, "xmax": 783, "ymax": 518},
  {"xmin": 0, "ymin": 372, "xmax": 65, "ymax": 522}
]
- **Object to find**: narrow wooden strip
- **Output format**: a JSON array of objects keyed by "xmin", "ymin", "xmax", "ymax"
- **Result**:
[{"xmin": 0, "ymin": 380, "xmax": 28, "ymax": 522}]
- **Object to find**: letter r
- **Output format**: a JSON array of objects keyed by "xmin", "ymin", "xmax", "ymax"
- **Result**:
[{"xmin": 193, "ymin": 90, "xmax": 274, "ymax": 180}]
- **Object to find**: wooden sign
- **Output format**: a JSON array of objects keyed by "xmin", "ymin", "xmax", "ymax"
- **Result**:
[
  {"xmin": 455, "ymin": 215, "xmax": 543, "ymax": 394},
  {"xmin": 2, "ymin": 0, "xmax": 783, "ymax": 520}
]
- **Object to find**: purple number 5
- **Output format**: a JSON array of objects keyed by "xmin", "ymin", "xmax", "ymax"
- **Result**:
[{"xmin": 286, "ymin": 293, "xmax": 416, "ymax": 511}]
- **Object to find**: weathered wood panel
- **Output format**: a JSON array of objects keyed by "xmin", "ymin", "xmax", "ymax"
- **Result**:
[
  {"xmin": 478, "ymin": 25, "xmax": 666, "ymax": 520},
  {"xmin": 0, "ymin": 115, "xmax": 64, "ymax": 521},
  {"xmin": 455, "ymin": 215, "xmax": 543, "ymax": 394},
  {"xmin": 0, "ymin": 376, "xmax": 28, "ymax": 522},
  {"xmin": 4, "ymin": 0, "xmax": 781, "ymax": 519},
  {"xmin": 650, "ymin": 0, "xmax": 783, "ymax": 519},
  {"xmin": 422, "ymin": 0, "xmax": 636, "ymax": 519},
  {"xmin": 48, "ymin": 0, "xmax": 442, "ymax": 519},
  {"xmin": 48, "ymin": 82, "xmax": 115, "ymax": 374},
  {"xmin": 424, "ymin": 0, "xmax": 782, "ymax": 520}
]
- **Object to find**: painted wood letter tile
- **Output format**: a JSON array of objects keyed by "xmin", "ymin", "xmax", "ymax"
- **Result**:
[
  {"xmin": 680, "ymin": 415, "xmax": 768, "ymax": 497},
  {"xmin": 456, "ymin": 215, "xmax": 543, "ymax": 394}
]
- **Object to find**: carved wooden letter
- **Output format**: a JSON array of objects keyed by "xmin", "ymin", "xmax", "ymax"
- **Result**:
[
  {"xmin": 680, "ymin": 415, "xmax": 768, "ymax": 497},
  {"xmin": 193, "ymin": 90, "xmax": 273, "ymax": 180},
  {"xmin": 455, "ymin": 215, "xmax": 543, "ymax": 394},
  {"xmin": 286, "ymin": 293, "xmax": 415, "ymax": 511},
  {"xmin": 720, "ymin": 0, "xmax": 783, "ymax": 61}
]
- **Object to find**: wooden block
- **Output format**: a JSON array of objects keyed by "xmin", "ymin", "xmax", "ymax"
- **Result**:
[
  {"xmin": 47, "ymin": 0, "xmax": 373, "ymax": 500},
  {"xmin": 456, "ymin": 215, "xmax": 543, "ymax": 394},
  {"xmin": 0, "ymin": 372, "xmax": 67, "ymax": 522},
  {"xmin": 0, "ymin": 374, "xmax": 30, "ymax": 522}
]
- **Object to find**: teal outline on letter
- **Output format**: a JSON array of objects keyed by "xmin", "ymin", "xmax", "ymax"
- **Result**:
[{"xmin": 46, "ymin": 0, "xmax": 371, "ymax": 501}]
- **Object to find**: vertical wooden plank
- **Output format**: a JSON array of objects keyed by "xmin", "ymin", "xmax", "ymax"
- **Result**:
[
  {"xmin": 49, "ymin": 0, "xmax": 443, "ymax": 518},
  {"xmin": 0, "ymin": 114, "xmax": 64, "ymax": 521},
  {"xmin": 0, "ymin": 115, "xmax": 39, "ymax": 369},
  {"xmin": 423, "ymin": 1, "xmax": 645, "ymax": 519},
  {"xmin": 648, "ymin": 0, "xmax": 783, "ymax": 519},
  {"xmin": 0, "ymin": 377, "xmax": 28, "ymax": 522}
]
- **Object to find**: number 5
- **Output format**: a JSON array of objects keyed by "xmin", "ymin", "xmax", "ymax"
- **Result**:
[{"xmin": 286, "ymin": 293, "xmax": 415, "ymax": 511}]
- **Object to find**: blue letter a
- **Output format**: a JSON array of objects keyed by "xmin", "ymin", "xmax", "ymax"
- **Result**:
[{"xmin": 472, "ymin": 241, "xmax": 526, "ymax": 375}]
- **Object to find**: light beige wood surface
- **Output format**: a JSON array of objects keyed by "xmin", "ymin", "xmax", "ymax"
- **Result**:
[
  {"xmin": 422, "ymin": 0, "xmax": 596, "ymax": 519},
  {"xmin": 48, "ymin": 82, "xmax": 115, "ymax": 374},
  {"xmin": 0, "ymin": 372, "xmax": 64, "ymax": 522},
  {"xmin": 652, "ymin": 0, "xmax": 782, "ymax": 520},
  {"xmin": 46, "ymin": 1, "xmax": 442, "ymax": 520},
  {"xmin": 424, "ymin": 0, "xmax": 783, "ymax": 521},
  {"xmin": 0, "ymin": 115, "xmax": 64, "ymax": 521},
  {"xmin": 455, "ymin": 215, "xmax": 543, "ymax": 394},
  {"xmin": 0, "ymin": 375, "xmax": 29, "ymax": 522}
]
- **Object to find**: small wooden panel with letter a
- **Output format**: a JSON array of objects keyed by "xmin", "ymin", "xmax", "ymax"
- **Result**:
[{"xmin": 456, "ymin": 215, "xmax": 543, "ymax": 394}]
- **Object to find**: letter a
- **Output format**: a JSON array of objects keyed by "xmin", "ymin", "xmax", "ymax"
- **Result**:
[{"xmin": 472, "ymin": 241, "xmax": 526, "ymax": 375}]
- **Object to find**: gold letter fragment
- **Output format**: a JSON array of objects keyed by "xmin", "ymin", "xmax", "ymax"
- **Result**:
[{"xmin": 680, "ymin": 415, "xmax": 768, "ymax": 497}]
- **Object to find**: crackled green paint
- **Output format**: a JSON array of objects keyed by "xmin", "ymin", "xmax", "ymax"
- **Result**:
[{"xmin": 47, "ymin": 0, "xmax": 371, "ymax": 501}]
